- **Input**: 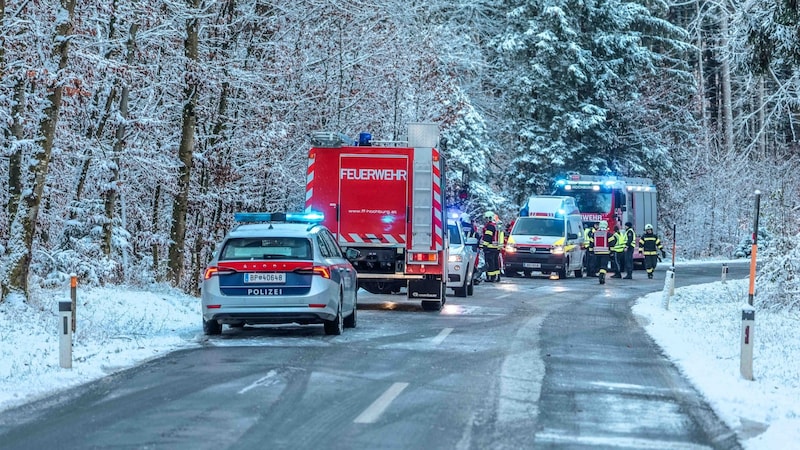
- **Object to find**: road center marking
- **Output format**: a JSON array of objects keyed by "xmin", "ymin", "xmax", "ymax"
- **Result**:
[
  {"xmin": 238, "ymin": 370, "xmax": 278, "ymax": 394},
  {"xmin": 353, "ymin": 382, "xmax": 409, "ymax": 424},
  {"xmin": 431, "ymin": 328, "xmax": 453, "ymax": 345}
]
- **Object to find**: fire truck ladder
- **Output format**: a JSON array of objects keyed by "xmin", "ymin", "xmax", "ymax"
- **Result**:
[{"xmin": 411, "ymin": 149, "xmax": 433, "ymax": 249}]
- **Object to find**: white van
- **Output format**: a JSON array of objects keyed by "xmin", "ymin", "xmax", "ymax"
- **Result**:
[{"xmin": 504, "ymin": 196, "xmax": 585, "ymax": 279}]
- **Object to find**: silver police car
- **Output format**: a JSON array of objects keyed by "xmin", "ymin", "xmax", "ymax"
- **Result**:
[{"xmin": 201, "ymin": 212, "xmax": 358, "ymax": 335}]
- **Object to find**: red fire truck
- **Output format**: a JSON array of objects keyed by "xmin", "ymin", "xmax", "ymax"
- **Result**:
[
  {"xmin": 553, "ymin": 173, "xmax": 658, "ymax": 267},
  {"xmin": 305, "ymin": 123, "xmax": 449, "ymax": 311}
]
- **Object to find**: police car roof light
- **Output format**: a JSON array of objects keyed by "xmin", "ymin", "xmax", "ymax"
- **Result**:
[{"xmin": 234, "ymin": 212, "xmax": 324, "ymax": 224}]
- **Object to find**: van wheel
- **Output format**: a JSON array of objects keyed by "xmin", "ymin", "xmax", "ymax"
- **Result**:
[
  {"xmin": 574, "ymin": 267, "xmax": 584, "ymax": 278},
  {"xmin": 467, "ymin": 278, "xmax": 474, "ymax": 296}
]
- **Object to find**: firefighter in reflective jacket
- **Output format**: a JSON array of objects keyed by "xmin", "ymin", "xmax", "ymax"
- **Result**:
[
  {"xmin": 610, "ymin": 225, "xmax": 626, "ymax": 278},
  {"xmin": 591, "ymin": 220, "xmax": 611, "ymax": 284},
  {"xmin": 638, "ymin": 224, "xmax": 665, "ymax": 279},
  {"xmin": 583, "ymin": 223, "xmax": 598, "ymax": 277},
  {"xmin": 481, "ymin": 211, "xmax": 503, "ymax": 282}
]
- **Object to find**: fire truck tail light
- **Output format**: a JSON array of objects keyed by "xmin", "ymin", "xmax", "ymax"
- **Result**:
[{"xmin": 409, "ymin": 252, "xmax": 438, "ymax": 263}]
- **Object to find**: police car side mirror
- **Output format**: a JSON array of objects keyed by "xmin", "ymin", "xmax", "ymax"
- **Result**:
[{"xmin": 345, "ymin": 248, "xmax": 360, "ymax": 260}]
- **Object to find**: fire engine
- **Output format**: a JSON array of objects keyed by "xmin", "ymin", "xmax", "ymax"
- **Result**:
[
  {"xmin": 305, "ymin": 123, "xmax": 449, "ymax": 311},
  {"xmin": 552, "ymin": 173, "xmax": 657, "ymax": 267}
]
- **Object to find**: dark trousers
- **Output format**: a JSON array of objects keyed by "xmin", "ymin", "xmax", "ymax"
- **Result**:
[
  {"xmin": 484, "ymin": 247, "xmax": 501, "ymax": 277},
  {"xmin": 624, "ymin": 249, "xmax": 634, "ymax": 277},
  {"xmin": 595, "ymin": 253, "xmax": 610, "ymax": 274},
  {"xmin": 585, "ymin": 250, "xmax": 596, "ymax": 276},
  {"xmin": 644, "ymin": 254, "xmax": 659, "ymax": 275},
  {"xmin": 612, "ymin": 252, "xmax": 624, "ymax": 275}
]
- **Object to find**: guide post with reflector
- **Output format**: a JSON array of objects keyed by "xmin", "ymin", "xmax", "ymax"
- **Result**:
[
  {"xmin": 59, "ymin": 301, "xmax": 73, "ymax": 369},
  {"xmin": 740, "ymin": 190, "xmax": 759, "ymax": 381}
]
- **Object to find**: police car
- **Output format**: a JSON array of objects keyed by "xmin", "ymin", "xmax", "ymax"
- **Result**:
[{"xmin": 201, "ymin": 212, "xmax": 358, "ymax": 335}]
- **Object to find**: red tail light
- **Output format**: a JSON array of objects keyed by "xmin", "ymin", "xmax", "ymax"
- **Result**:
[
  {"xmin": 204, "ymin": 266, "xmax": 236, "ymax": 280},
  {"xmin": 293, "ymin": 265, "xmax": 331, "ymax": 278},
  {"xmin": 312, "ymin": 266, "xmax": 331, "ymax": 279}
]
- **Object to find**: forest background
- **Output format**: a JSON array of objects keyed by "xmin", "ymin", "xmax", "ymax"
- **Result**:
[{"xmin": 0, "ymin": 0, "xmax": 798, "ymax": 312}]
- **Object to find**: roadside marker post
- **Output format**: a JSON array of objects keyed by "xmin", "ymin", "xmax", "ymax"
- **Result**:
[
  {"xmin": 740, "ymin": 190, "xmax": 759, "ymax": 381},
  {"xmin": 70, "ymin": 274, "xmax": 78, "ymax": 332},
  {"xmin": 721, "ymin": 263, "xmax": 728, "ymax": 283},
  {"xmin": 59, "ymin": 301, "xmax": 73, "ymax": 369}
]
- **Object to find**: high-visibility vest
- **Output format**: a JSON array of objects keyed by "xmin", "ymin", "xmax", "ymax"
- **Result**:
[
  {"xmin": 592, "ymin": 230, "xmax": 610, "ymax": 254},
  {"xmin": 612, "ymin": 230, "xmax": 626, "ymax": 252},
  {"xmin": 625, "ymin": 228, "xmax": 636, "ymax": 250}
]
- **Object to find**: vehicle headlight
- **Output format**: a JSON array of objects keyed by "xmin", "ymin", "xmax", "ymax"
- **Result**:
[
  {"xmin": 551, "ymin": 245, "xmax": 565, "ymax": 255},
  {"xmin": 504, "ymin": 244, "xmax": 517, "ymax": 253},
  {"xmin": 448, "ymin": 254, "xmax": 463, "ymax": 263}
]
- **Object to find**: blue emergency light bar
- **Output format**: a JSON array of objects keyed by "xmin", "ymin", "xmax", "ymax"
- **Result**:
[{"xmin": 234, "ymin": 211, "xmax": 324, "ymax": 223}]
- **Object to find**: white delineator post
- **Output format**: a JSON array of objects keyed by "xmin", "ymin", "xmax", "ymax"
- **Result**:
[
  {"xmin": 721, "ymin": 263, "xmax": 728, "ymax": 283},
  {"xmin": 59, "ymin": 301, "xmax": 73, "ymax": 369},
  {"xmin": 741, "ymin": 190, "xmax": 760, "ymax": 381},
  {"xmin": 663, "ymin": 269, "xmax": 675, "ymax": 310},
  {"xmin": 740, "ymin": 306, "xmax": 754, "ymax": 380}
]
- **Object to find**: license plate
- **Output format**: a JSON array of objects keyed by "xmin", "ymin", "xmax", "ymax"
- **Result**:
[
  {"xmin": 244, "ymin": 272, "xmax": 286, "ymax": 284},
  {"xmin": 523, "ymin": 263, "xmax": 541, "ymax": 269}
]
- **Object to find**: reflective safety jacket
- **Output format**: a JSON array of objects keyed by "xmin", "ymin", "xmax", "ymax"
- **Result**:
[
  {"xmin": 591, "ymin": 229, "xmax": 611, "ymax": 255},
  {"xmin": 584, "ymin": 226, "xmax": 597, "ymax": 251},
  {"xmin": 481, "ymin": 221, "xmax": 504, "ymax": 249},
  {"xmin": 638, "ymin": 231, "xmax": 664, "ymax": 255},
  {"xmin": 611, "ymin": 230, "xmax": 626, "ymax": 253},
  {"xmin": 625, "ymin": 228, "xmax": 637, "ymax": 251}
]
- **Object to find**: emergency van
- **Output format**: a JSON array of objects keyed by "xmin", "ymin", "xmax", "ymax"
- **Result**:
[
  {"xmin": 504, "ymin": 196, "xmax": 585, "ymax": 279},
  {"xmin": 553, "ymin": 173, "xmax": 657, "ymax": 267},
  {"xmin": 305, "ymin": 123, "xmax": 449, "ymax": 311}
]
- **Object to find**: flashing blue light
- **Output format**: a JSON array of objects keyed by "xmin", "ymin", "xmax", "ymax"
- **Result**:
[
  {"xmin": 381, "ymin": 215, "xmax": 395, "ymax": 224},
  {"xmin": 358, "ymin": 132, "xmax": 372, "ymax": 146},
  {"xmin": 234, "ymin": 212, "xmax": 324, "ymax": 223},
  {"xmin": 556, "ymin": 179, "xmax": 566, "ymax": 186}
]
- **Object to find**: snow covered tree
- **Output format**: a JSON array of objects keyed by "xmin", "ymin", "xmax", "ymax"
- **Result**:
[{"xmin": 493, "ymin": 0, "xmax": 696, "ymax": 200}]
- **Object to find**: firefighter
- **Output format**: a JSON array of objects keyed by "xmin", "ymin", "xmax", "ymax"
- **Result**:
[
  {"xmin": 638, "ymin": 224, "xmax": 665, "ymax": 279},
  {"xmin": 623, "ymin": 222, "xmax": 636, "ymax": 279},
  {"xmin": 583, "ymin": 223, "xmax": 598, "ymax": 277},
  {"xmin": 481, "ymin": 211, "xmax": 503, "ymax": 282},
  {"xmin": 610, "ymin": 225, "xmax": 626, "ymax": 278},
  {"xmin": 591, "ymin": 220, "xmax": 611, "ymax": 284}
]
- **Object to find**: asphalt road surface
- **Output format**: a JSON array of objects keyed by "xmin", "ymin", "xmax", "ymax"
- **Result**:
[{"xmin": 0, "ymin": 261, "xmax": 750, "ymax": 449}]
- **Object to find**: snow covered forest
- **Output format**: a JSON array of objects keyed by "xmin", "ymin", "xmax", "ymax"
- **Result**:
[{"xmin": 0, "ymin": 0, "xmax": 798, "ymax": 310}]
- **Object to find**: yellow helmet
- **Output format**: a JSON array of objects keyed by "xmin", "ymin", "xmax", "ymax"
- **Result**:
[{"xmin": 484, "ymin": 211, "xmax": 495, "ymax": 219}]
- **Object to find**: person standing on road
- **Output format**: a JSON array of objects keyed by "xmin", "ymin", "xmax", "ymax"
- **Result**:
[
  {"xmin": 591, "ymin": 220, "xmax": 611, "ymax": 284},
  {"xmin": 623, "ymin": 222, "xmax": 636, "ymax": 279},
  {"xmin": 584, "ymin": 223, "xmax": 598, "ymax": 277},
  {"xmin": 638, "ymin": 224, "xmax": 665, "ymax": 279},
  {"xmin": 610, "ymin": 225, "xmax": 626, "ymax": 278},
  {"xmin": 481, "ymin": 211, "xmax": 502, "ymax": 282}
]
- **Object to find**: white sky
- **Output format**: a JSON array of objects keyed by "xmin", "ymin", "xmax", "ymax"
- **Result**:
[{"xmin": 0, "ymin": 267, "xmax": 797, "ymax": 449}]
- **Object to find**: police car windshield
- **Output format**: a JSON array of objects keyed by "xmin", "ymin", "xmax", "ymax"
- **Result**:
[
  {"xmin": 220, "ymin": 237, "xmax": 312, "ymax": 260},
  {"xmin": 447, "ymin": 224, "xmax": 463, "ymax": 245},
  {"xmin": 513, "ymin": 218, "xmax": 563, "ymax": 237}
]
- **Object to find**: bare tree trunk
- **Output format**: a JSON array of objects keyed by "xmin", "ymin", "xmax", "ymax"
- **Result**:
[
  {"xmin": 152, "ymin": 183, "xmax": 162, "ymax": 280},
  {"xmin": 3, "ymin": 0, "xmax": 76, "ymax": 299},
  {"xmin": 168, "ymin": 0, "xmax": 200, "ymax": 286},
  {"xmin": 102, "ymin": 23, "xmax": 138, "ymax": 258},
  {"xmin": 7, "ymin": 81, "xmax": 25, "ymax": 228},
  {"xmin": 720, "ymin": 14, "xmax": 734, "ymax": 154}
]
